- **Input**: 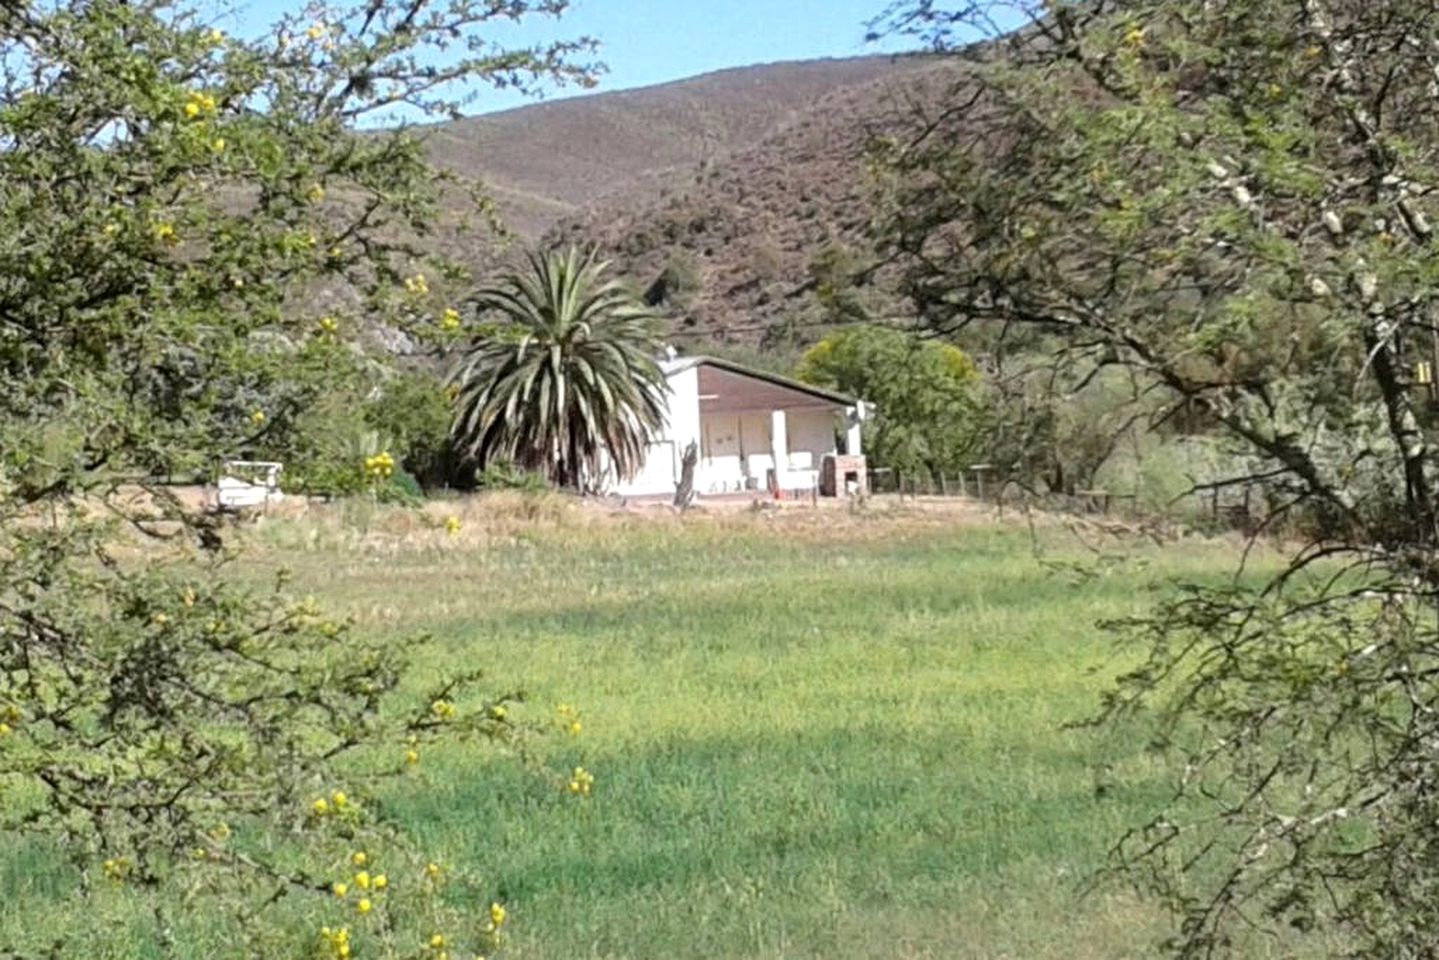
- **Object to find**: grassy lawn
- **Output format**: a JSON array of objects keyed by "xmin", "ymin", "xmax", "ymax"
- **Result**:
[
  {"xmin": 1, "ymin": 499, "xmax": 1273, "ymax": 958},
  {"xmin": 268, "ymin": 500, "xmax": 1242, "ymax": 959}
]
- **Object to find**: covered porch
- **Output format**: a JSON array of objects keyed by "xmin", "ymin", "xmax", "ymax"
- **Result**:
[{"xmin": 692, "ymin": 363, "xmax": 864, "ymax": 497}]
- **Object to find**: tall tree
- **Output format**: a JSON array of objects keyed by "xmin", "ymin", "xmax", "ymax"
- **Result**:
[
  {"xmin": 872, "ymin": 0, "xmax": 1439, "ymax": 954},
  {"xmin": 451, "ymin": 247, "xmax": 668, "ymax": 489},
  {"xmin": 0, "ymin": 0, "xmax": 593, "ymax": 954},
  {"xmin": 795, "ymin": 325, "xmax": 983, "ymax": 486}
]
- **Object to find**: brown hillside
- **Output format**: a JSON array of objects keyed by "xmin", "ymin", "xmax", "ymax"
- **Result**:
[
  {"xmin": 539, "ymin": 58, "xmax": 959, "ymax": 349},
  {"xmin": 424, "ymin": 55, "xmax": 934, "ymax": 242}
]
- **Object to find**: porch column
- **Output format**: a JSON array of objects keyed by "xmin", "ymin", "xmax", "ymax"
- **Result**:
[
  {"xmin": 770, "ymin": 409, "xmax": 788, "ymax": 484},
  {"xmin": 845, "ymin": 404, "xmax": 864, "ymax": 457}
]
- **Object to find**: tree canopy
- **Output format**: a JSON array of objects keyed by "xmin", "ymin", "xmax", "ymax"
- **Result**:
[
  {"xmin": 0, "ymin": 0, "xmax": 593, "ymax": 954},
  {"xmin": 795, "ymin": 325, "xmax": 982, "ymax": 483},
  {"xmin": 873, "ymin": 0, "xmax": 1439, "ymax": 954}
]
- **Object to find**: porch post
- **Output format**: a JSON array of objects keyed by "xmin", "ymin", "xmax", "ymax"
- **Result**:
[
  {"xmin": 770, "ymin": 409, "xmax": 788, "ymax": 487},
  {"xmin": 846, "ymin": 403, "xmax": 864, "ymax": 457}
]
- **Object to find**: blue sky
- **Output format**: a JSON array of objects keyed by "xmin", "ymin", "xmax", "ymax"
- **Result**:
[{"xmin": 210, "ymin": 0, "xmax": 914, "ymax": 116}]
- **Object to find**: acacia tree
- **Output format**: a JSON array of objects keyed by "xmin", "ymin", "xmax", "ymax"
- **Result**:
[
  {"xmin": 0, "ymin": 1, "xmax": 594, "ymax": 955},
  {"xmin": 872, "ymin": 0, "xmax": 1439, "ymax": 954},
  {"xmin": 451, "ymin": 247, "xmax": 668, "ymax": 490}
]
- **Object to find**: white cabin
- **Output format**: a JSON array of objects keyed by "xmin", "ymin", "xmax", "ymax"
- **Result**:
[{"xmin": 601, "ymin": 355, "xmax": 868, "ymax": 499}]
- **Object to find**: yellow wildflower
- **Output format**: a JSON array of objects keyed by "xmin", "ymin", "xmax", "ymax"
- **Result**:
[
  {"xmin": 356, "ymin": 898, "xmax": 372, "ymax": 915},
  {"xmin": 0, "ymin": 723, "xmax": 11, "ymax": 736},
  {"xmin": 308, "ymin": 183, "xmax": 326, "ymax": 203},
  {"xmin": 373, "ymin": 873, "xmax": 388, "ymax": 889},
  {"xmin": 250, "ymin": 409, "xmax": 266, "ymax": 425},
  {"xmin": 425, "ymin": 861, "xmax": 442, "ymax": 879},
  {"xmin": 488, "ymin": 704, "xmax": 507, "ymax": 721},
  {"xmin": 431, "ymin": 699, "xmax": 456, "ymax": 720},
  {"xmin": 441, "ymin": 307, "xmax": 461, "ymax": 330},
  {"xmin": 183, "ymin": 91, "xmax": 217, "ymax": 120},
  {"xmin": 569, "ymin": 720, "xmax": 583, "ymax": 736},
  {"xmin": 1123, "ymin": 25, "xmax": 1144, "ymax": 48},
  {"xmin": 205, "ymin": 28, "xmax": 225, "ymax": 45},
  {"xmin": 332, "ymin": 790, "xmax": 348, "ymax": 808},
  {"xmin": 306, "ymin": 22, "xmax": 326, "ymax": 40},
  {"xmin": 319, "ymin": 315, "xmax": 339, "ymax": 334},
  {"xmin": 567, "ymin": 766, "xmax": 595, "ymax": 796},
  {"xmin": 405, "ymin": 749, "xmax": 420, "ymax": 765},
  {"xmin": 489, "ymin": 902, "xmax": 507, "ymax": 927},
  {"xmin": 333, "ymin": 881, "xmax": 349, "ymax": 897},
  {"xmin": 404, "ymin": 273, "xmax": 430, "ymax": 295},
  {"xmin": 211, "ymin": 137, "xmax": 226, "ymax": 153},
  {"xmin": 102, "ymin": 222, "xmax": 119, "ymax": 236},
  {"xmin": 430, "ymin": 934, "xmax": 446, "ymax": 949},
  {"xmin": 443, "ymin": 515, "xmax": 462, "ymax": 536},
  {"xmin": 312, "ymin": 797, "xmax": 330, "ymax": 815},
  {"xmin": 351, "ymin": 851, "xmax": 367, "ymax": 867},
  {"xmin": 364, "ymin": 451, "xmax": 396, "ymax": 479},
  {"xmin": 152, "ymin": 222, "xmax": 179, "ymax": 245},
  {"xmin": 354, "ymin": 870, "xmax": 371, "ymax": 890}
]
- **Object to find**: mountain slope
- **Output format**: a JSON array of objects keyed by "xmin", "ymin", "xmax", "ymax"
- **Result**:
[
  {"xmin": 541, "ymin": 59, "xmax": 958, "ymax": 347},
  {"xmin": 426, "ymin": 55, "xmax": 933, "ymax": 241}
]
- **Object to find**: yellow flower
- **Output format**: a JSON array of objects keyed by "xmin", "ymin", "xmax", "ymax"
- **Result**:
[
  {"xmin": 440, "ymin": 307, "xmax": 461, "ymax": 331},
  {"xmin": 306, "ymin": 22, "xmax": 326, "ymax": 40},
  {"xmin": 405, "ymin": 749, "xmax": 420, "ymax": 765},
  {"xmin": 193, "ymin": 846, "xmax": 208, "ymax": 860},
  {"xmin": 211, "ymin": 137, "xmax": 226, "ymax": 153},
  {"xmin": 373, "ymin": 873, "xmax": 388, "ymax": 889},
  {"xmin": 184, "ymin": 91, "xmax": 217, "ymax": 120},
  {"xmin": 488, "ymin": 704, "xmax": 507, "ymax": 721},
  {"xmin": 308, "ymin": 183, "xmax": 326, "ymax": 203},
  {"xmin": 1123, "ymin": 26, "xmax": 1144, "ymax": 48},
  {"xmin": 425, "ymin": 861, "xmax": 442, "ymax": 879},
  {"xmin": 568, "ymin": 720, "xmax": 583, "ymax": 736},
  {"xmin": 332, "ymin": 790, "xmax": 348, "ymax": 808},
  {"xmin": 443, "ymin": 516, "xmax": 462, "ymax": 536},
  {"xmin": 205, "ymin": 28, "xmax": 224, "ymax": 45},
  {"xmin": 0, "ymin": 723, "xmax": 11, "ymax": 737},
  {"xmin": 430, "ymin": 934, "xmax": 446, "ymax": 949},
  {"xmin": 431, "ymin": 699, "xmax": 456, "ymax": 720},
  {"xmin": 351, "ymin": 851, "xmax": 367, "ymax": 867},
  {"xmin": 333, "ymin": 881, "xmax": 349, "ymax": 897},
  {"xmin": 312, "ymin": 797, "xmax": 330, "ymax": 815},
  {"xmin": 319, "ymin": 315, "xmax": 339, "ymax": 334},
  {"xmin": 489, "ymin": 902, "xmax": 507, "ymax": 927},
  {"xmin": 152, "ymin": 222, "xmax": 179, "ymax": 245},
  {"xmin": 356, "ymin": 897, "xmax": 372, "ymax": 915},
  {"xmin": 102, "ymin": 222, "xmax": 119, "ymax": 236},
  {"xmin": 404, "ymin": 273, "xmax": 430, "ymax": 295},
  {"xmin": 152, "ymin": 612, "xmax": 170, "ymax": 626},
  {"xmin": 568, "ymin": 766, "xmax": 595, "ymax": 796},
  {"xmin": 354, "ymin": 870, "xmax": 371, "ymax": 889},
  {"xmin": 250, "ymin": 409, "xmax": 266, "ymax": 425}
]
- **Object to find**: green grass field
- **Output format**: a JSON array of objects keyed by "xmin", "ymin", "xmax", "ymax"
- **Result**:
[
  {"xmin": 271, "ymin": 501, "xmax": 1249, "ymax": 959},
  {"xmin": 2, "ymin": 500, "xmax": 1273, "ymax": 958}
]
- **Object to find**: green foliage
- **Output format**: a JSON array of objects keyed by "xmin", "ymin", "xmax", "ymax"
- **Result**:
[
  {"xmin": 475, "ymin": 458, "xmax": 551, "ymax": 492},
  {"xmin": 0, "ymin": 0, "xmax": 596, "ymax": 954},
  {"xmin": 364, "ymin": 369, "xmax": 459, "ymax": 489},
  {"xmin": 873, "ymin": 0, "xmax": 1439, "ymax": 954},
  {"xmin": 451, "ymin": 247, "xmax": 668, "ymax": 490},
  {"xmin": 795, "ymin": 325, "xmax": 983, "ymax": 480}
]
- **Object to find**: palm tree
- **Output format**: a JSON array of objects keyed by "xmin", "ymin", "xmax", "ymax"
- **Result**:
[{"xmin": 450, "ymin": 248, "xmax": 669, "ymax": 490}]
